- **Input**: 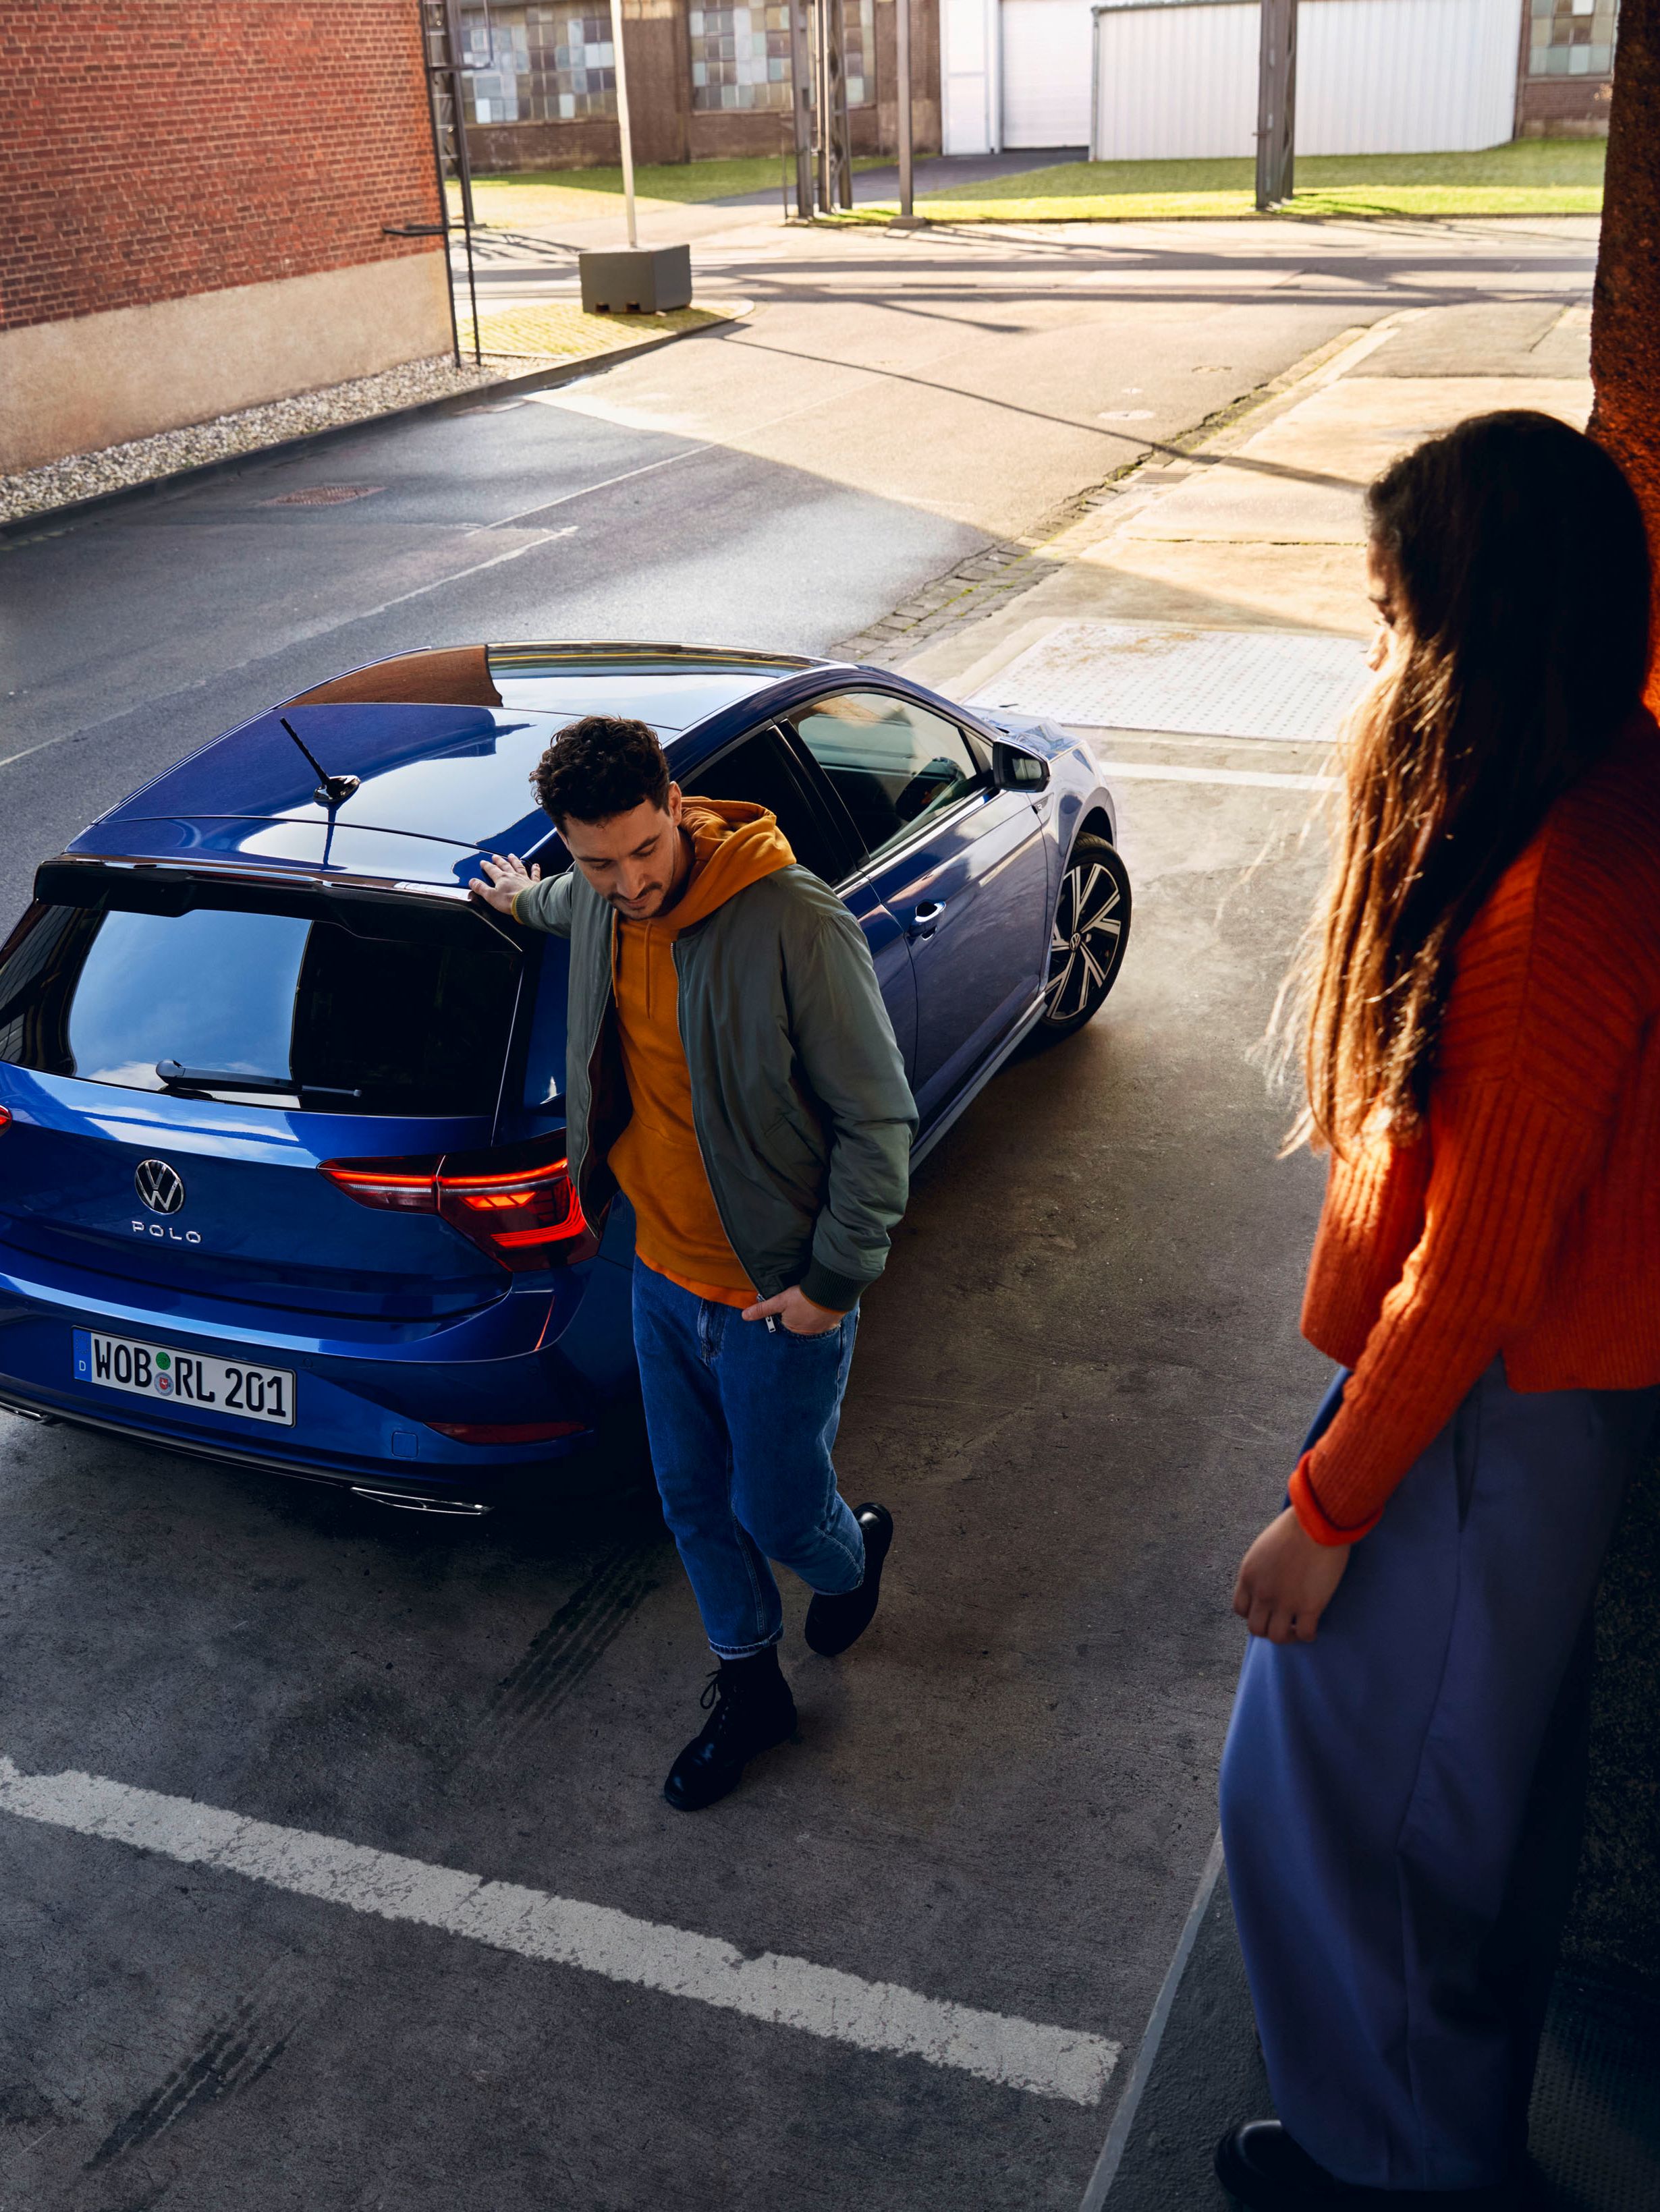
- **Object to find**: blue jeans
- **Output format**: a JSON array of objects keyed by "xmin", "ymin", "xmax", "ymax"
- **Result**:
[
  {"xmin": 632, "ymin": 1263, "xmax": 867, "ymax": 1659},
  {"xmin": 1220, "ymin": 1358, "xmax": 1660, "ymax": 2190}
]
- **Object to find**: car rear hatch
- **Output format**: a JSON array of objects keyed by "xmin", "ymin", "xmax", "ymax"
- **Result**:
[{"xmin": 0, "ymin": 859, "xmax": 549, "ymax": 1321}]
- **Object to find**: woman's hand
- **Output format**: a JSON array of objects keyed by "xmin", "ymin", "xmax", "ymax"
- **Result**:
[{"xmin": 1233, "ymin": 1507, "xmax": 1351, "ymax": 1643}]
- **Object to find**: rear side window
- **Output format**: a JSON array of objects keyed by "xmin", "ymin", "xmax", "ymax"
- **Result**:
[
  {"xmin": 679, "ymin": 727, "xmax": 850, "ymax": 884},
  {"xmin": 0, "ymin": 899, "xmax": 519, "ymax": 1116}
]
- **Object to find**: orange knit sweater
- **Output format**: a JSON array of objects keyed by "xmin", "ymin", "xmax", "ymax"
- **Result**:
[{"xmin": 1292, "ymin": 713, "xmax": 1660, "ymax": 1545}]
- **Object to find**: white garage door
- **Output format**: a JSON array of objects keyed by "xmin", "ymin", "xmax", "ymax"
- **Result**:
[{"xmin": 1001, "ymin": 0, "xmax": 1095, "ymax": 148}]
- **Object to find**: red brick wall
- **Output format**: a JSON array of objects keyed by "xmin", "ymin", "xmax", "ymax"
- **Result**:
[{"xmin": 0, "ymin": 1, "xmax": 441, "ymax": 336}]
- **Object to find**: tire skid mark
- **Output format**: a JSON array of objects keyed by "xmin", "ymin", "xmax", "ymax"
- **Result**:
[
  {"xmin": 487, "ymin": 1538, "xmax": 669, "ymax": 1748},
  {"xmin": 86, "ymin": 1968, "xmax": 314, "ymax": 2169}
]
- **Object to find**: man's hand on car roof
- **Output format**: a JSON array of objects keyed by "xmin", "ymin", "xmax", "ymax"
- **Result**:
[{"xmin": 470, "ymin": 853, "xmax": 539, "ymax": 916}]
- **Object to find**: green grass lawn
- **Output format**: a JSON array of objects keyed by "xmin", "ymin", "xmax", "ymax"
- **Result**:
[
  {"xmin": 453, "ymin": 140, "xmax": 1603, "ymax": 230},
  {"xmin": 847, "ymin": 138, "xmax": 1605, "ymax": 225}
]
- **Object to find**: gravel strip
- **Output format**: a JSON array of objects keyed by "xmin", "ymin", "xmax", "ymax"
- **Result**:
[{"xmin": 0, "ymin": 351, "xmax": 550, "ymax": 525}]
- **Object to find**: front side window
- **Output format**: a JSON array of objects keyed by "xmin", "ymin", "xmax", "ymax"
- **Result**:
[
  {"xmin": 0, "ymin": 900, "xmax": 518, "ymax": 1117},
  {"xmin": 789, "ymin": 691, "xmax": 985, "ymax": 865}
]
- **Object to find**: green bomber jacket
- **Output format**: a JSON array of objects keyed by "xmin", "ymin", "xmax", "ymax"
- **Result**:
[{"xmin": 511, "ymin": 860, "xmax": 916, "ymax": 1311}]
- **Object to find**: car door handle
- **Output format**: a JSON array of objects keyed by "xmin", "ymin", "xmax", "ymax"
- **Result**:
[{"xmin": 907, "ymin": 901, "xmax": 947, "ymax": 940}]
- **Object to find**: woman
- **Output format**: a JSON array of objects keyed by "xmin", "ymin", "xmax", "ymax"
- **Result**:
[{"xmin": 1216, "ymin": 412, "xmax": 1660, "ymax": 2210}]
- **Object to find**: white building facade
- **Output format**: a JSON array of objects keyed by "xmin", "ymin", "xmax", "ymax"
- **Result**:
[{"xmin": 939, "ymin": 0, "xmax": 1530, "ymax": 158}]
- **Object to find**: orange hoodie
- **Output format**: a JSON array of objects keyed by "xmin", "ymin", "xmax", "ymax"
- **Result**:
[{"xmin": 607, "ymin": 800, "xmax": 796, "ymax": 1307}]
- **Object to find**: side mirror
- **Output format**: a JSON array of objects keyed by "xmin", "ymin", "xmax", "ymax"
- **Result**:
[{"xmin": 993, "ymin": 741, "xmax": 1050, "ymax": 793}]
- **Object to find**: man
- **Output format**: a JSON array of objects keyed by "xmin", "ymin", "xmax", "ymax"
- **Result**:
[{"xmin": 470, "ymin": 714, "xmax": 916, "ymax": 1811}]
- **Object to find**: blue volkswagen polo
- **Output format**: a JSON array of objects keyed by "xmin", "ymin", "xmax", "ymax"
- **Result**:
[{"xmin": 0, "ymin": 645, "xmax": 1128, "ymax": 1512}]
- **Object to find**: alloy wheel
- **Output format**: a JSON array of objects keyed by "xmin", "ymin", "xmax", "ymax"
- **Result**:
[{"xmin": 1044, "ymin": 851, "xmax": 1128, "ymax": 1027}]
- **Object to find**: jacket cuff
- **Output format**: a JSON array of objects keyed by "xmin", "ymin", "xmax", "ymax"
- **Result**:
[
  {"xmin": 800, "ymin": 1261, "xmax": 864, "ymax": 1313},
  {"xmin": 1289, "ymin": 1452, "xmax": 1383, "ymax": 1547}
]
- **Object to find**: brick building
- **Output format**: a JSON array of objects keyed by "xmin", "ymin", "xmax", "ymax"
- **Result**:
[
  {"xmin": 455, "ymin": 0, "xmax": 943, "ymax": 170},
  {"xmin": 0, "ymin": 2, "xmax": 452, "ymax": 474},
  {"xmin": 1514, "ymin": 0, "xmax": 1620, "ymax": 135}
]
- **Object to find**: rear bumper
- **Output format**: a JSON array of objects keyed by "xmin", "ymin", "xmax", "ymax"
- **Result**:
[
  {"xmin": 0, "ymin": 1249, "xmax": 640, "ymax": 1493},
  {"xmin": 0, "ymin": 1388, "xmax": 500, "ymax": 1513}
]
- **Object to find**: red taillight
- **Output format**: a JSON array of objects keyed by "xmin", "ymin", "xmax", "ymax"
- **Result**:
[
  {"xmin": 322, "ymin": 1164, "xmax": 435, "ymax": 1212},
  {"xmin": 320, "ymin": 1141, "xmax": 599, "ymax": 1272},
  {"xmin": 0, "ymin": 1107, "xmax": 11, "ymax": 1130},
  {"xmin": 426, "ymin": 1419, "xmax": 587, "ymax": 1444}
]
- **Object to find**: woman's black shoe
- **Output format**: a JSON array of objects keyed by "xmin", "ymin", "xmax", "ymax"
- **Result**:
[
  {"xmin": 1215, "ymin": 2124, "xmax": 1359, "ymax": 2207},
  {"xmin": 804, "ymin": 1504, "xmax": 893, "ymax": 1657},
  {"xmin": 1215, "ymin": 2122, "xmax": 1520, "ymax": 2210},
  {"xmin": 662, "ymin": 1650, "xmax": 797, "ymax": 1812}
]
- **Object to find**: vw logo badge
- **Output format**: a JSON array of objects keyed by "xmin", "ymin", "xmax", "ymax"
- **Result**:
[{"xmin": 134, "ymin": 1159, "xmax": 186, "ymax": 1215}]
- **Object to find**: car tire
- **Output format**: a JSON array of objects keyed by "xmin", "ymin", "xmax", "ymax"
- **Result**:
[{"xmin": 1039, "ymin": 833, "xmax": 1131, "ymax": 1038}]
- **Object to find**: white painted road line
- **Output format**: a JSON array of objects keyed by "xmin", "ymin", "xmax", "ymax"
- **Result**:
[
  {"xmin": 1097, "ymin": 760, "xmax": 1337, "ymax": 792},
  {"xmin": 0, "ymin": 1757, "xmax": 1119, "ymax": 2107}
]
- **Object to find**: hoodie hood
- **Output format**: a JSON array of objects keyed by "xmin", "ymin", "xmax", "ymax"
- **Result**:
[{"xmin": 661, "ymin": 799, "xmax": 796, "ymax": 936}]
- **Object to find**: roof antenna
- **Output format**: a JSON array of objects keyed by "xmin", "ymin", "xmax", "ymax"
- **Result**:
[{"xmin": 279, "ymin": 715, "xmax": 360, "ymax": 809}]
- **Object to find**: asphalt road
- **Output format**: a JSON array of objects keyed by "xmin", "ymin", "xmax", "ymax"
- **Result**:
[{"xmin": 0, "ymin": 213, "xmax": 1597, "ymax": 2211}]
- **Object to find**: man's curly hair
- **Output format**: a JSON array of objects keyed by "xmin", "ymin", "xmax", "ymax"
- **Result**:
[{"xmin": 530, "ymin": 715, "xmax": 671, "ymax": 826}]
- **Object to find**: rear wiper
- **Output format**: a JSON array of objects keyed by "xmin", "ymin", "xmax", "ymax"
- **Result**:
[{"xmin": 155, "ymin": 1059, "xmax": 362, "ymax": 1100}]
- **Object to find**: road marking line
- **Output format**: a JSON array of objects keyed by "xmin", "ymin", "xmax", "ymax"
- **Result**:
[
  {"xmin": 1096, "ymin": 760, "xmax": 1336, "ymax": 791},
  {"xmin": 0, "ymin": 1757, "xmax": 1119, "ymax": 2107}
]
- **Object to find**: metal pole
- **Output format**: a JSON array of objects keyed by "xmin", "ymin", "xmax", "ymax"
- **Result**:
[
  {"xmin": 815, "ymin": 0, "xmax": 831, "ymax": 213},
  {"xmin": 609, "ymin": 0, "xmax": 638, "ymax": 247},
  {"xmin": 419, "ymin": 3, "xmax": 462, "ymax": 366},
  {"xmin": 829, "ymin": 0, "xmax": 852, "ymax": 208},
  {"xmin": 436, "ymin": 1, "xmax": 480, "ymax": 361},
  {"xmin": 788, "ymin": 0, "xmax": 814, "ymax": 217},
  {"xmin": 896, "ymin": 0, "xmax": 914, "ymax": 220},
  {"xmin": 1254, "ymin": 0, "xmax": 1298, "ymax": 210}
]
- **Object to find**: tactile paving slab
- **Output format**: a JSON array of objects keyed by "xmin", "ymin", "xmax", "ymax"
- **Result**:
[{"xmin": 973, "ymin": 621, "xmax": 1371, "ymax": 742}]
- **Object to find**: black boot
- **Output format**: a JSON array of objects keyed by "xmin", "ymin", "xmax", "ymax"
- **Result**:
[
  {"xmin": 804, "ymin": 1503, "xmax": 893, "ymax": 1657},
  {"xmin": 662, "ymin": 1647, "xmax": 797, "ymax": 1813}
]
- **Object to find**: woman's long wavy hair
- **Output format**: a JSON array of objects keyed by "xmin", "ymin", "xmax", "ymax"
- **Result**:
[{"xmin": 1288, "ymin": 410, "xmax": 1651, "ymax": 1156}]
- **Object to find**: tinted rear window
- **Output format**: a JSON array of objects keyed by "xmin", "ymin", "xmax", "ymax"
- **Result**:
[{"xmin": 0, "ymin": 899, "xmax": 519, "ymax": 1116}]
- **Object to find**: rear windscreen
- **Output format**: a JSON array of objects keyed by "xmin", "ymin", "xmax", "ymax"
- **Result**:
[{"xmin": 0, "ymin": 898, "xmax": 520, "ymax": 1116}]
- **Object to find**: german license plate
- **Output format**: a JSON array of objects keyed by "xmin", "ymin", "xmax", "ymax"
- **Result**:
[{"xmin": 73, "ymin": 1329, "xmax": 296, "ymax": 1426}]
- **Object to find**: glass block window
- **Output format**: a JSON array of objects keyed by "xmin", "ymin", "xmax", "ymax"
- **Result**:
[
  {"xmin": 688, "ymin": 1, "xmax": 876, "ymax": 113},
  {"xmin": 1528, "ymin": 0, "xmax": 1619, "ymax": 76},
  {"xmin": 458, "ymin": 5, "xmax": 617, "ymax": 123}
]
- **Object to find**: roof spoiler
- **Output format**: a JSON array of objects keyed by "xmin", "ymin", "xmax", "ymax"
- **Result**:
[{"xmin": 32, "ymin": 855, "xmax": 521, "ymax": 946}]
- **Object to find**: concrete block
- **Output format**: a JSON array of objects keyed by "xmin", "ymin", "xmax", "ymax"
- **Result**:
[{"xmin": 577, "ymin": 245, "xmax": 692, "ymax": 316}]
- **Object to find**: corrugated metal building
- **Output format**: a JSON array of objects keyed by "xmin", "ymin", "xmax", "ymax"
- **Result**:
[{"xmin": 939, "ymin": 0, "xmax": 1616, "ymax": 157}]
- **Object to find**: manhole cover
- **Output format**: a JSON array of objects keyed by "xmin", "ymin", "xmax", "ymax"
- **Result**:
[
  {"xmin": 975, "ymin": 621, "xmax": 1371, "ymax": 742},
  {"xmin": 262, "ymin": 484, "xmax": 383, "ymax": 507}
]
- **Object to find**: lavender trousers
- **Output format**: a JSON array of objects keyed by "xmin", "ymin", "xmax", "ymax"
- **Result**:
[{"xmin": 1220, "ymin": 1356, "xmax": 1659, "ymax": 2191}]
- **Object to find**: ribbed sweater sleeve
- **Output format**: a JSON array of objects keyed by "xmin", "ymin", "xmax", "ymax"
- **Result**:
[{"xmin": 1293, "ymin": 1079, "xmax": 1611, "ymax": 1539}]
